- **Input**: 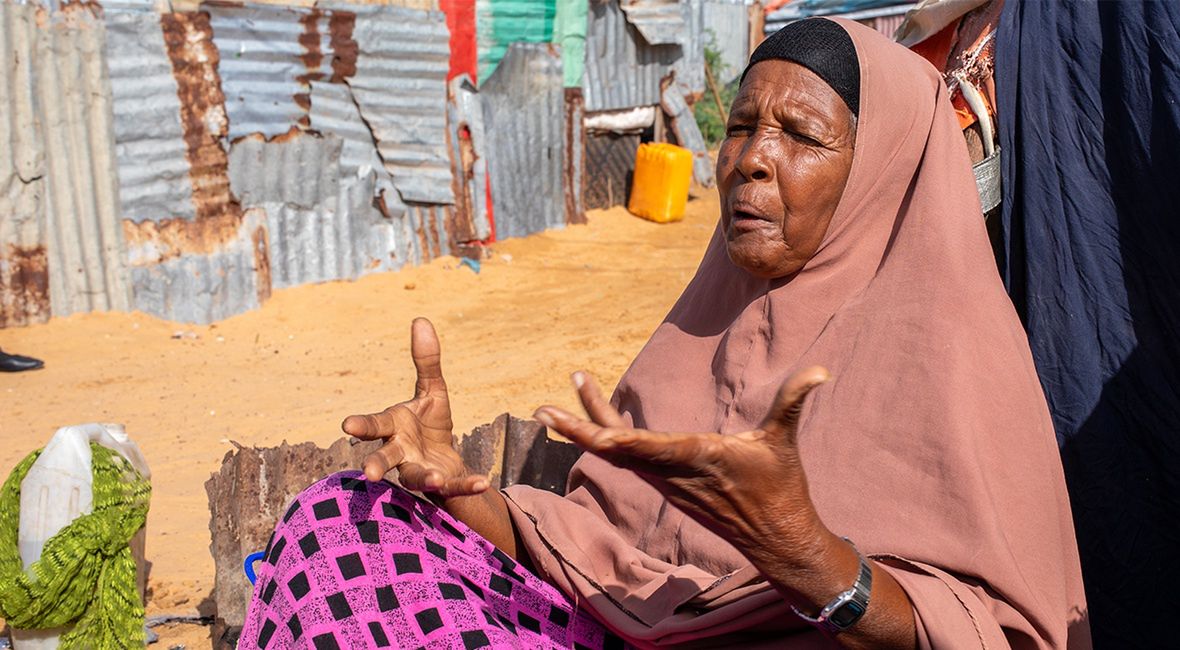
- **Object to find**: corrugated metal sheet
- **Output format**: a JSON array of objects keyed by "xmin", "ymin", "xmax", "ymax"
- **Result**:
[
  {"xmin": 125, "ymin": 208, "xmax": 269, "ymax": 324},
  {"xmin": 306, "ymin": 79, "xmax": 400, "ymax": 206},
  {"xmin": 702, "ymin": 0, "xmax": 749, "ymax": 85},
  {"xmin": 0, "ymin": 2, "xmax": 131, "ymax": 327},
  {"xmin": 227, "ymin": 132, "xmax": 416, "ymax": 288},
  {"xmin": 583, "ymin": 0, "xmax": 678, "ymax": 112},
  {"xmin": 121, "ymin": 10, "xmax": 269, "ymax": 324},
  {"xmin": 37, "ymin": 4, "xmax": 131, "ymax": 318},
  {"xmin": 475, "ymin": 0, "xmax": 554, "ymax": 83},
  {"xmin": 348, "ymin": 7, "xmax": 455, "ymax": 205},
  {"xmin": 661, "ymin": 83, "xmax": 714, "ymax": 186},
  {"xmin": 670, "ymin": 0, "xmax": 704, "ymax": 97},
  {"xmin": 104, "ymin": 10, "xmax": 196, "ymax": 223},
  {"xmin": 583, "ymin": 132, "xmax": 638, "ymax": 210},
  {"xmin": 482, "ymin": 42, "xmax": 565, "ymax": 239},
  {"xmin": 446, "ymin": 74, "xmax": 492, "ymax": 242},
  {"xmin": 553, "ymin": 0, "xmax": 587, "ymax": 87},
  {"xmin": 206, "ymin": 4, "xmax": 332, "ymax": 141},
  {"xmin": 0, "ymin": 2, "xmax": 48, "ymax": 327},
  {"xmin": 618, "ymin": 0, "xmax": 684, "ymax": 46}
]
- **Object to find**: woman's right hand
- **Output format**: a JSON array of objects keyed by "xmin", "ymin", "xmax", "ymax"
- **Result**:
[{"xmin": 342, "ymin": 318, "xmax": 490, "ymax": 498}]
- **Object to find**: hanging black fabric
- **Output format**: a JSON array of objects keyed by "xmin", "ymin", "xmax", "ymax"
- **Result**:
[{"xmin": 997, "ymin": 2, "xmax": 1180, "ymax": 647}]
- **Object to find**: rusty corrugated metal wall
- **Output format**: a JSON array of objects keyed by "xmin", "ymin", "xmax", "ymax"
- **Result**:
[{"xmin": 0, "ymin": 2, "xmax": 131, "ymax": 327}]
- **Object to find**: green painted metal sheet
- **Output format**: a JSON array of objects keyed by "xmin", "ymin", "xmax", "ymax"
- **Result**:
[
  {"xmin": 553, "ymin": 0, "xmax": 587, "ymax": 87},
  {"xmin": 476, "ymin": 0, "xmax": 556, "ymax": 83}
]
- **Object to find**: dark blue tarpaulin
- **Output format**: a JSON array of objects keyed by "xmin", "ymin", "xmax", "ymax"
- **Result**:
[{"xmin": 997, "ymin": 1, "xmax": 1180, "ymax": 646}]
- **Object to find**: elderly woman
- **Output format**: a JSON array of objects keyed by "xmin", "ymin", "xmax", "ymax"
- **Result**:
[{"xmin": 240, "ymin": 18, "xmax": 1088, "ymax": 649}]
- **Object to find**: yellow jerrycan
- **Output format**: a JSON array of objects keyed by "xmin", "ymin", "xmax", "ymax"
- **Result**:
[{"xmin": 628, "ymin": 142, "xmax": 693, "ymax": 223}]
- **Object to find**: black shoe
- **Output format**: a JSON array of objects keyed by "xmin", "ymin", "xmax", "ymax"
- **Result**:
[{"xmin": 0, "ymin": 351, "xmax": 44, "ymax": 372}]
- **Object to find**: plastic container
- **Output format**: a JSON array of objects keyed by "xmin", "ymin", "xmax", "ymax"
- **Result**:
[
  {"xmin": 627, "ymin": 142, "xmax": 694, "ymax": 223},
  {"xmin": 12, "ymin": 424, "xmax": 150, "ymax": 650}
]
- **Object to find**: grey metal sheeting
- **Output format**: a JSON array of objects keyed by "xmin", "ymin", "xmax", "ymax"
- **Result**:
[
  {"xmin": 583, "ymin": 0, "xmax": 679, "ymax": 112},
  {"xmin": 0, "ymin": 1, "xmax": 49, "ymax": 327},
  {"xmin": 702, "ymin": 0, "xmax": 749, "ymax": 85},
  {"xmin": 207, "ymin": 4, "xmax": 331, "ymax": 141},
  {"xmin": 482, "ymin": 42, "xmax": 566, "ymax": 240},
  {"xmin": 349, "ymin": 7, "xmax": 455, "ymax": 205},
  {"xmin": 227, "ymin": 131, "xmax": 421, "ymax": 289},
  {"xmin": 618, "ymin": 0, "xmax": 685, "ymax": 46},
  {"xmin": 661, "ymin": 84, "xmax": 714, "ymax": 187},
  {"xmin": 0, "ymin": 3, "xmax": 131, "ymax": 326},
  {"xmin": 671, "ymin": 0, "xmax": 704, "ymax": 97},
  {"xmin": 447, "ymin": 74, "xmax": 493, "ymax": 241},
  {"xmin": 104, "ymin": 10, "xmax": 196, "ymax": 223},
  {"xmin": 126, "ymin": 209, "xmax": 267, "ymax": 325}
]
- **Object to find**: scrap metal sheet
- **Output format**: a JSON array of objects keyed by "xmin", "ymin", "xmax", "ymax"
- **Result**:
[
  {"xmin": 104, "ymin": 10, "xmax": 196, "ymax": 223},
  {"xmin": 482, "ymin": 42, "xmax": 566, "ymax": 239},
  {"xmin": 582, "ymin": 0, "xmax": 678, "ymax": 112},
  {"xmin": 349, "ymin": 7, "xmax": 455, "ymax": 205}
]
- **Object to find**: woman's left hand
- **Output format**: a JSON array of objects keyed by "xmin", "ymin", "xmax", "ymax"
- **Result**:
[
  {"xmin": 533, "ymin": 366, "xmax": 834, "ymax": 571},
  {"xmin": 536, "ymin": 369, "xmax": 918, "ymax": 649}
]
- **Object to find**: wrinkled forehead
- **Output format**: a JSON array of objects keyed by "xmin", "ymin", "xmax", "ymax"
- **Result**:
[{"xmin": 732, "ymin": 60, "xmax": 856, "ymax": 128}]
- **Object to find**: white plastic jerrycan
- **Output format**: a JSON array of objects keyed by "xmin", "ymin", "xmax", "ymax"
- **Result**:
[{"xmin": 11, "ymin": 423, "xmax": 151, "ymax": 649}]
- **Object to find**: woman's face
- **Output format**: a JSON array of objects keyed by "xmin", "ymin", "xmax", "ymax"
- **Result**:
[{"xmin": 717, "ymin": 60, "xmax": 856, "ymax": 279}]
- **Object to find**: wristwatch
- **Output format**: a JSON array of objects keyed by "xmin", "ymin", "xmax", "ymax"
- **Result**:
[{"xmin": 791, "ymin": 538, "xmax": 873, "ymax": 634}]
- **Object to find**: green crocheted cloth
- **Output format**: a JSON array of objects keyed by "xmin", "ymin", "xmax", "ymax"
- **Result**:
[{"xmin": 0, "ymin": 444, "xmax": 150, "ymax": 648}]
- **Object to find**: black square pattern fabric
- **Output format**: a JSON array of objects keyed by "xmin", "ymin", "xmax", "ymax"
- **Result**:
[
  {"xmin": 312, "ymin": 498, "xmax": 342, "ymax": 520},
  {"xmin": 368, "ymin": 621, "xmax": 391, "ymax": 647},
  {"xmin": 288, "ymin": 571, "xmax": 311, "ymax": 601},
  {"xmin": 462, "ymin": 630, "xmax": 491, "ymax": 649},
  {"xmin": 415, "ymin": 607, "xmax": 444, "ymax": 635},
  {"xmin": 336, "ymin": 552, "xmax": 366, "ymax": 580},
  {"xmin": 257, "ymin": 619, "xmax": 277, "ymax": 648},
  {"xmin": 298, "ymin": 532, "xmax": 320, "ymax": 558},
  {"xmin": 376, "ymin": 585, "xmax": 399, "ymax": 612},
  {"xmin": 326, "ymin": 592, "xmax": 353, "ymax": 621},
  {"xmin": 393, "ymin": 552, "xmax": 423, "ymax": 575},
  {"xmin": 357, "ymin": 520, "xmax": 380, "ymax": 544}
]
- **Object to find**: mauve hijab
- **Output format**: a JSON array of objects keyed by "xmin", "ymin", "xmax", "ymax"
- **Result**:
[{"xmin": 504, "ymin": 18, "xmax": 1089, "ymax": 649}]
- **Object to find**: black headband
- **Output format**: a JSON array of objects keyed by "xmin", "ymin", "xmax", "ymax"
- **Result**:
[{"xmin": 742, "ymin": 17, "xmax": 860, "ymax": 117}]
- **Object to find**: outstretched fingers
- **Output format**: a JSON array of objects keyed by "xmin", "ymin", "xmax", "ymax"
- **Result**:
[
  {"xmin": 535, "ymin": 406, "xmax": 712, "ymax": 472},
  {"xmin": 572, "ymin": 371, "xmax": 627, "ymax": 428},
  {"xmin": 397, "ymin": 462, "xmax": 490, "ymax": 497},
  {"xmin": 343, "ymin": 409, "xmax": 397, "ymax": 441},
  {"xmin": 760, "ymin": 365, "xmax": 831, "ymax": 443},
  {"xmin": 363, "ymin": 440, "xmax": 406, "ymax": 482}
]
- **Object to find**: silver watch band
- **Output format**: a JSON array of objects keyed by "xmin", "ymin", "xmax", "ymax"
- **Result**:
[{"xmin": 790, "ymin": 537, "xmax": 873, "ymax": 634}]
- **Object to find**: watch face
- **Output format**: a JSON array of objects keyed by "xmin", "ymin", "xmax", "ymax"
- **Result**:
[{"xmin": 829, "ymin": 601, "xmax": 867, "ymax": 629}]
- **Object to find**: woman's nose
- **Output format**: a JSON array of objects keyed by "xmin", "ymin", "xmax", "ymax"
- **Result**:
[{"xmin": 736, "ymin": 135, "xmax": 774, "ymax": 182}]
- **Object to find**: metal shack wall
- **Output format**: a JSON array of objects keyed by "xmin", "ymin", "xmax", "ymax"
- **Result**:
[
  {"xmin": 348, "ymin": 6, "xmax": 455, "ymax": 206},
  {"xmin": 582, "ymin": 0, "xmax": 678, "ymax": 112},
  {"xmin": 702, "ymin": 0, "xmax": 748, "ymax": 85},
  {"xmin": 475, "ymin": 0, "xmax": 554, "ymax": 84},
  {"xmin": 482, "ymin": 42, "xmax": 565, "ymax": 240},
  {"xmin": 0, "ymin": 2, "xmax": 131, "ymax": 327},
  {"xmin": 0, "ymin": 2, "xmax": 49, "ymax": 327},
  {"xmin": 105, "ymin": 10, "xmax": 196, "ymax": 223},
  {"xmin": 98, "ymin": 3, "xmax": 458, "ymax": 325},
  {"xmin": 206, "ymin": 4, "xmax": 333, "ymax": 141}
]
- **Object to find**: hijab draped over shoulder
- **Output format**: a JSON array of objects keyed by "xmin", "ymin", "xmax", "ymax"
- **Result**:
[{"xmin": 504, "ymin": 18, "xmax": 1088, "ymax": 649}]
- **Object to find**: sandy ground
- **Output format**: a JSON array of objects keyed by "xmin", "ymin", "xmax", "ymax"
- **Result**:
[{"xmin": 0, "ymin": 190, "xmax": 718, "ymax": 647}]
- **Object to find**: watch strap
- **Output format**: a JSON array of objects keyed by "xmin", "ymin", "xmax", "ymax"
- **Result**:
[{"xmin": 790, "ymin": 538, "xmax": 873, "ymax": 634}]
